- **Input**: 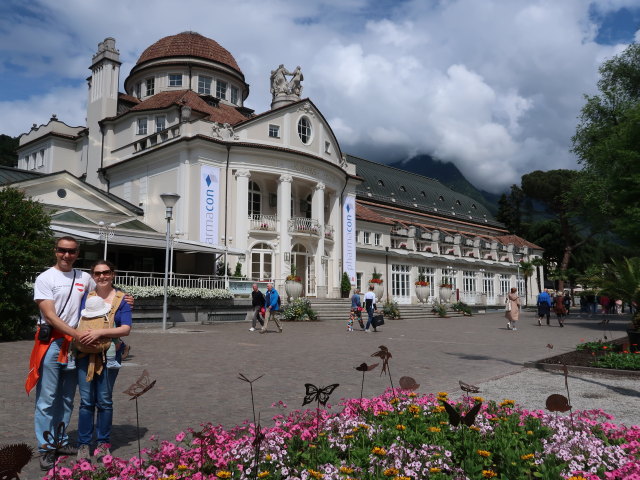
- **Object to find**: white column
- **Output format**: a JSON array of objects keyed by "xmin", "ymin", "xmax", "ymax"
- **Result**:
[
  {"xmin": 313, "ymin": 182, "xmax": 326, "ymax": 296},
  {"xmin": 278, "ymin": 174, "xmax": 293, "ymax": 283},
  {"xmin": 234, "ymin": 170, "xmax": 251, "ymax": 260},
  {"xmin": 328, "ymin": 193, "xmax": 340, "ymax": 296}
]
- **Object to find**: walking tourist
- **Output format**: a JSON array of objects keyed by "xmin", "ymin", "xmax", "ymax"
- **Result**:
[
  {"xmin": 75, "ymin": 260, "xmax": 132, "ymax": 461},
  {"xmin": 249, "ymin": 283, "xmax": 265, "ymax": 332},
  {"xmin": 260, "ymin": 283, "xmax": 282, "ymax": 333},
  {"xmin": 27, "ymin": 236, "xmax": 93, "ymax": 470},
  {"xmin": 505, "ymin": 288, "xmax": 521, "ymax": 330},
  {"xmin": 364, "ymin": 285, "xmax": 378, "ymax": 332},
  {"xmin": 351, "ymin": 288, "xmax": 364, "ymax": 330},
  {"xmin": 536, "ymin": 288, "xmax": 552, "ymax": 326},
  {"xmin": 553, "ymin": 292, "xmax": 567, "ymax": 327}
]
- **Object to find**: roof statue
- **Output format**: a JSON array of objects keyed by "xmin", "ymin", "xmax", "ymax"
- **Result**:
[{"xmin": 270, "ymin": 65, "xmax": 304, "ymax": 108}]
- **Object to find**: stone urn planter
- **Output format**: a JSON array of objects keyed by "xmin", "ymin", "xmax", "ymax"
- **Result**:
[
  {"xmin": 285, "ymin": 280, "xmax": 303, "ymax": 301},
  {"xmin": 439, "ymin": 286, "xmax": 453, "ymax": 303},
  {"xmin": 369, "ymin": 282, "xmax": 384, "ymax": 301},
  {"xmin": 415, "ymin": 284, "xmax": 430, "ymax": 303}
]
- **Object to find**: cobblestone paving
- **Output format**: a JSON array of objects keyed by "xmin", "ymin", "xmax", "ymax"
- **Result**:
[{"xmin": 1, "ymin": 310, "xmax": 632, "ymax": 479}]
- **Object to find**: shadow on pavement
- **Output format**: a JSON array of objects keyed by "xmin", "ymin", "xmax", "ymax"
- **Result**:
[{"xmin": 445, "ymin": 352, "xmax": 522, "ymax": 366}]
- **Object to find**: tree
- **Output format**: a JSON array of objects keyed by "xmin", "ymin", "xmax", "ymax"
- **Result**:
[
  {"xmin": 519, "ymin": 260, "xmax": 535, "ymax": 306},
  {"xmin": 495, "ymin": 185, "xmax": 525, "ymax": 235},
  {"xmin": 572, "ymin": 43, "xmax": 640, "ymax": 245},
  {"xmin": 0, "ymin": 188, "xmax": 53, "ymax": 341},
  {"xmin": 0, "ymin": 134, "xmax": 18, "ymax": 167},
  {"xmin": 521, "ymin": 169, "xmax": 598, "ymax": 291}
]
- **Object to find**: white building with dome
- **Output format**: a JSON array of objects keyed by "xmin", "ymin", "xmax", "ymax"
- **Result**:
[{"xmin": 9, "ymin": 32, "xmax": 543, "ymax": 305}]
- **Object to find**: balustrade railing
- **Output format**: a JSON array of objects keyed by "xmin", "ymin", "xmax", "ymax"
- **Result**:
[
  {"xmin": 115, "ymin": 270, "xmax": 226, "ymax": 289},
  {"xmin": 249, "ymin": 213, "xmax": 278, "ymax": 232},
  {"xmin": 288, "ymin": 217, "xmax": 320, "ymax": 235}
]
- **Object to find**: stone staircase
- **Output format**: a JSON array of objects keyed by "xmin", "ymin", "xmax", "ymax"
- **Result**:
[{"xmin": 307, "ymin": 298, "xmax": 467, "ymax": 321}]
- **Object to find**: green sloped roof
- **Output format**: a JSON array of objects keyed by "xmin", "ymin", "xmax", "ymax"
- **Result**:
[
  {"xmin": 0, "ymin": 165, "xmax": 44, "ymax": 185},
  {"xmin": 348, "ymin": 155, "xmax": 501, "ymax": 227}
]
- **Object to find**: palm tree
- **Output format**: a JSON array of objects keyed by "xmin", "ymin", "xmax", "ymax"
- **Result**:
[
  {"xmin": 531, "ymin": 257, "xmax": 545, "ymax": 294},
  {"xmin": 600, "ymin": 257, "xmax": 640, "ymax": 331},
  {"xmin": 519, "ymin": 260, "xmax": 535, "ymax": 306}
]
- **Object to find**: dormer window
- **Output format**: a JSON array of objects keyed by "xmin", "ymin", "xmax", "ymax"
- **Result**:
[
  {"xmin": 230, "ymin": 86, "xmax": 239, "ymax": 105},
  {"xmin": 297, "ymin": 116, "xmax": 312, "ymax": 144},
  {"xmin": 268, "ymin": 124, "xmax": 280, "ymax": 138},
  {"xmin": 169, "ymin": 74, "xmax": 182, "ymax": 87},
  {"xmin": 399, "ymin": 185, "xmax": 406, "ymax": 192},
  {"xmin": 198, "ymin": 76, "xmax": 212, "ymax": 95},
  {"xmin": 145, "ymin": 78, "xmax": 155, "ymax": 96},
  {"xmin": 438, "ymin": 195, "xmax": 445, "ymax": 202},
  {"xmin": 155, "ymin": 116, "xmax": 166, "ymax": 132},
  {"xmin": 378, "ymin": 180, "xmax": 385, "ymax": 187},
  {"xmin": 471, "ymin": 204, "xmax": 477, "ymax": 209},
  {"xmin": 456, "ymin": 200, "xmax": 461, "ymax": 205},
  {"xmin": 137, "ymin": 117, "xmax": 148, "ymax": 135},
  {"xmin": 216, "ymin": 80, "xmax": 227, "ymax": 99}
]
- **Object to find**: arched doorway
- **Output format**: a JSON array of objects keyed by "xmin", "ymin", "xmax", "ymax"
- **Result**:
[
  {"xmin": 292, "ymin": 243, "xmax": 315, "ymax": 296},
  {"xmin": 250, "ymin": 242, "xmax": 273, "ymax": 281}
]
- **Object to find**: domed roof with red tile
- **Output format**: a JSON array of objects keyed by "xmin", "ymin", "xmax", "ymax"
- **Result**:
[{"xmin": 137, "ymin": 32, "xmax": 242, "ymax": 74}]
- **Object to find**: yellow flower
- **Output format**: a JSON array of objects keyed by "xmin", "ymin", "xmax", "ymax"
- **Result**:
[
  {"xmin": 520, "ymin": 453, "xmax": 535, "ymax": 460},
  {"xmin": 526, "ymin": 430, "xmax": 534, "ymax": 435},
  {"xmin": 359, "ymin": 423, "xmax": 370, "ymax": 430},
  {"xmin": 343, "ymin": 434, "xmax": 354, "ymax": 440},
  {"xmin": 473, "ymin": 396, "xmax": 484, "ymax": 402},
  {"xmin": 258, "ymin": 472, "xmax": 270, "ymax": 479},
  {"xmin": 408, "ymin": 392, "xmax": 417, "ymax": 397},
  {"xmin": 429, "ymin": 427, "xmax": 441, "ymax": 433},
  {"xmin": 265, "ymin": 454, "xmax": 272, "ymax": 461},
  {"xmin": 567, "ymin": 477, "xmax": 588, "ymax": 480},
  {"xmin": 439, "ymin": 421, "xmax": 448, "ymax": 425},
  {"xmin": 371, "ymin": 446, "xmax": 387, "ymax": 456},
  {"xmin": 396, "ymin": 424, "xmax": 406, "ymax": 431},
  {"xmin": 394, "ymin": 477, "xmax": 411, "ymax": 480},
  {"xmin": 383, "ymin": 467, "xmax": 399, "ymax": 476},
  {"xmin": 470, "ymin": 426, "xmax": 481, "ymax": 432},
  {"xmin": 407, "ymin": 405, "xmax": 420, "ymax": 414},
  {"xmin": 339, "ymin": 466, "xmax": 354, "ymax": 474},
  {"xmin": 482, "ymin": 470, "xmax": 498, "ymax": 478},
  {"xmin": 477, "ymin": 449, "xmax": 491, "ymax": 457},
  {"xmin": 500, "ymin": 399, "xmax": 515, "ymax": 407},
  {"xmin": 318, "ymin": 432, "xmax": 326, "ymax": 437},
  {"xmin": 437, "ymin": 392, "xmax": 448, "ymax": 398},
  {"xmin": 307, "ymin": 469, "xmax": 324, "ymax": 479},
  {"xmin": 377, "ymin": 411, "xmax": 389, "ymax": 416},
  {"xmin": 177, "ymin": 465, "xmax": 189, "ymax": 471},
  {"xmin": 216, "ymin": 472, "xmax": 232, "ymax": 479},
  {"xmin": 430, "ymin": 467, "xmax": 442, "ymax": 473},
  {"xmin": 433, "ymin": 406, "xmax": 446, "ymax": 413}
]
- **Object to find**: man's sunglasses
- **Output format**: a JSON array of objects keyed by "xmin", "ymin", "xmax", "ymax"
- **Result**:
[
  {"xmin": 92, "ymin": 270, "xmax": 113, "ymax": 277},
  {"xmin": 55, "ymin": 247, "xmax": 78, "ymax": 254}
]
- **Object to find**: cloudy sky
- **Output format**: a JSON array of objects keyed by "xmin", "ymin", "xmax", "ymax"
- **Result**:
[{"xmin": 0, "ymin": 0, "xmax": 638, "ymax": 193}]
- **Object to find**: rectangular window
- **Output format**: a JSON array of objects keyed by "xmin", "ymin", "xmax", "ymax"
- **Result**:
[
  {"xmin": 500, "ymin": 274, "xmax": 510, "ymax": 296},
  {"xmin": 198, "ymin": 76, "xmax": 212, "ymax": 95},
  {"xmin": 356, "ymin": 272, "xmax": 363, "ymax": 292},
  {"xmin": 268, "ymin": 124, "xmax": 280, "ymax": 138},
  {"xmin": 363, "ymin": 231, "xmax": 371, "ymax": 244},
  {"xmin": 145, "ymin": 78, "xmax": 155, "ymax": 96},
  {"xmin": 462, "ymin": 271, "xmax": 476, "ymax": 293},
  {"xmin": 169, "ymin": 74, "xmax": 182, "ymax": 87},
  {"xmin": 482, "ymin": 272, "xmax": 495, "ymax": 298},
  {"xmin": 135, "ymin": 82, "xmax": 141, "ymax": 98},
  {"xmin": 355, "ymin": 230, "xmax": 361, "ymax": 244},
  {"xmin": 325, "ymin": 141, "xmax": 331, "ymax": 153},
  {"xmin": 216, "ymin": 80, "xmax": 227, "ymax": 99},
  {"xmin": 418, "ymin": 267, "xmax": 436, "ymax": 298},
  {"xmin": 155, "ymin": 116, "xmax": 166, "ymax": 132},
  {"xmin": 230, "ymin": 86, "xmax": 239, "ymax": 104},
  {"xmin": 137, "ymin": 117, "xmax": 147, "ymax": 135},
  {"xmin": 392, "ymin": 264, "xmax": 411, "ymax": 299},
  {"xmin": 374, "ymin": 233, "xmax": 381, "ymax": 246},
  {"xmin": 37, "ymin": 149, "xmax": 44, "ymax": 167}
]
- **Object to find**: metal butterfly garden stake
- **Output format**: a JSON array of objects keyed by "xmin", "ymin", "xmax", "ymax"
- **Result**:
[
  {"xmin": 41, "ymin": 422, "xmax": 67, "ymax": 480},
  {"xmin": 238, "ymin": 373, "xmax": 265, "ymax": 480},
  {"xmin": 354, "ymin": 362, "xmax": 378, "ymax": 411},
  {"xmin": 123, "ymin": 369, "xmax": 156, "ymax": 468},
  {"xmin": 302, "ymin": 382, "xmax": 339, "ymax": 469},
  {"xmin": 0, "ymin": 443, "xmax": 33, "ymax": 480},
  {"xmin": 371, "ymin": 345, "xmax": 397, "ymax": 409}
]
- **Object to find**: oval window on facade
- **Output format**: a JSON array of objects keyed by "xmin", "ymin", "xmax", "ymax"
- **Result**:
[{"xmin": 297, "ymin": 116, "xmax": 312, "ymax": 144}]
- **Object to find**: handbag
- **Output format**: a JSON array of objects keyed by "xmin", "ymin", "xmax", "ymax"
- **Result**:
[
  {"xmin": 505, "ymin": 298, "xmax": 512, "ymax": 312},
  {"xmin": 373, "ymin": 314, "xmax": 385, "ymax": 327}
]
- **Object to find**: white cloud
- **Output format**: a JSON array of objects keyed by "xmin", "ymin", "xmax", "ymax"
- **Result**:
[{"xmin": 0, "ymin": 0, "xmax": 636, "ymax": 192}]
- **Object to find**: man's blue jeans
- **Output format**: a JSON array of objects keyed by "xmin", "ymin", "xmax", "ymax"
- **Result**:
[
  {"xmin": 76, "ymin": 355, "xmax": 119, "ymax": 446},
  {"xmin": 365, "ymin": 306, "xmax": 374, "ymax": 330},
  {"xmin": 35, "ymin": 338, "xmax": 77, "ymax": 452}
]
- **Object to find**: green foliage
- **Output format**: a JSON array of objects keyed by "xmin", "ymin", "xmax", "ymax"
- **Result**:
[
  {"xmin": 576, "ymin": 340, "xmax": 620, "ymax": 353},
  {"xmin": 0, "ymin": 134, "xmax": 18, "ymax": 167},
  {"xmin": 216, "ymin": 261, "xmax": 231, "ymax": 276},
  {"xmin": 0, "ymin": 188, "xmax": 53, "ymax": 341},
  {"xmin": 600, "ymin": 257, "xmax": 640, "ymax": 330},
  {"xmin": 432, "ymin": 302, "xmax": 448, "ymax": 317},
  {"xmin": 340, "ymin": 271, "xmax": 352, "ymax": 294},
  {"xmin": 572, "ymin": 43, "xmax": 640, "ymax": 244},
  {"xmin": 495, "ymin": 184, "xmax": 526, "ymax": 235},
  {"xmin": 371, "ymin": 267, "xmax": 382, "ymax": 280},
  {"xmin": 382, "ymin": 300, "xmax": 400, "ymax": 319},
  {"xmin": 451, "ymin": 301, "xmax": 472, "ymax": 316},
  {"xmin": 281, "ymin": 298, "xmax": 317, "ymax": 322},
  {"xmin": 592, "ymin": 352, "xmax": 640, "ymax": 370},
  {"xmin": 233, "ymin": 262, "xmax": 243, "ymax": 278}
]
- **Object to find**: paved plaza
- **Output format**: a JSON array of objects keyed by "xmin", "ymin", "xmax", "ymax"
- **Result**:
[{"xmin": 1, "ymin": 310, "xmax": 637, "ymax": 479}]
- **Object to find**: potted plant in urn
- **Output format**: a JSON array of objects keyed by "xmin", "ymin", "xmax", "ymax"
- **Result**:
[
  {"xmin": 284, "ymin": 264, "xmax": 303, "ymax": 301},
  {"xmin": 340, "ymin": 271, "xmax": 352, "ymax": 298},
  {"xmin": 415, "ymin": 273, "xmax": 430, "ymax": 303},
  {"xmin": 369, "ymin": 267, "xmax": 384, "ymax": 301},
  {"xmin": 439, "ymin": 276, "xmax": 454, "ymax": 303}
]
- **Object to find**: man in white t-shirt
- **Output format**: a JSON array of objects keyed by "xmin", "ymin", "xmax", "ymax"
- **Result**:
[
  {"xmin": 364, "ymin": 285, "xmax": 378, "ymax": 332},
  {"xmin": 27, "ymin": 236, "xmax": 93, "ymax": 470}
]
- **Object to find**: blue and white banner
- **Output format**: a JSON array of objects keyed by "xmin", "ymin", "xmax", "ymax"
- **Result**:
[
  {"xmin": 342, "ymin": 195, "xmax": 357, "ymax": 286},
  {"xmin": 200, "ymin": 165, "xmax": 220, "ymax": 245}
]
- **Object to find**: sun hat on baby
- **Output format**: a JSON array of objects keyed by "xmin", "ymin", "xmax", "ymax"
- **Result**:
[{"xmin": 81, "ymin": 296, "xmax": 111, "ymax": 318}]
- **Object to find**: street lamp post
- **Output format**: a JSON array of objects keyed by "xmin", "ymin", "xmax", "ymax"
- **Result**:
[
  {"xmin": 169, "ymin": 230, "xmax": 182, "ymax": 287},
  {"xmin": 98, "ymin": 221, "xmax": 116, "ymax": 260},
  {"xmin": 160, "ymin": 193, "xmax": 180, "ymax": 331}
]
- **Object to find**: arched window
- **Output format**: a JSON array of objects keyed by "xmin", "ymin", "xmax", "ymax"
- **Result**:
[
  {"xmin": 251, "ymin": 242, "xmax": 272, "ymax": 281},
  {"xmin": 297, "ymin": 116, "xmax": 312, "ymax": 144},
  {"xmin": 248, "ymin": 181, "xmax": 261, "ymax": 216}
]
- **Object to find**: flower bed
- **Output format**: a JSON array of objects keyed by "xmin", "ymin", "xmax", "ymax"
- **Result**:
[
  {"xmin": 118, "ymin": 285, "xmax": 233, "ymax": 300},
  {"xmin": 44, "ymin": 390, "xmax": 639, "ymax": 480}
]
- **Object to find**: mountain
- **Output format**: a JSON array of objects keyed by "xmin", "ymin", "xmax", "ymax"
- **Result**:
[{"xmin": 388, "ymin": 154, "xmax": 501, "ymax": 215}]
